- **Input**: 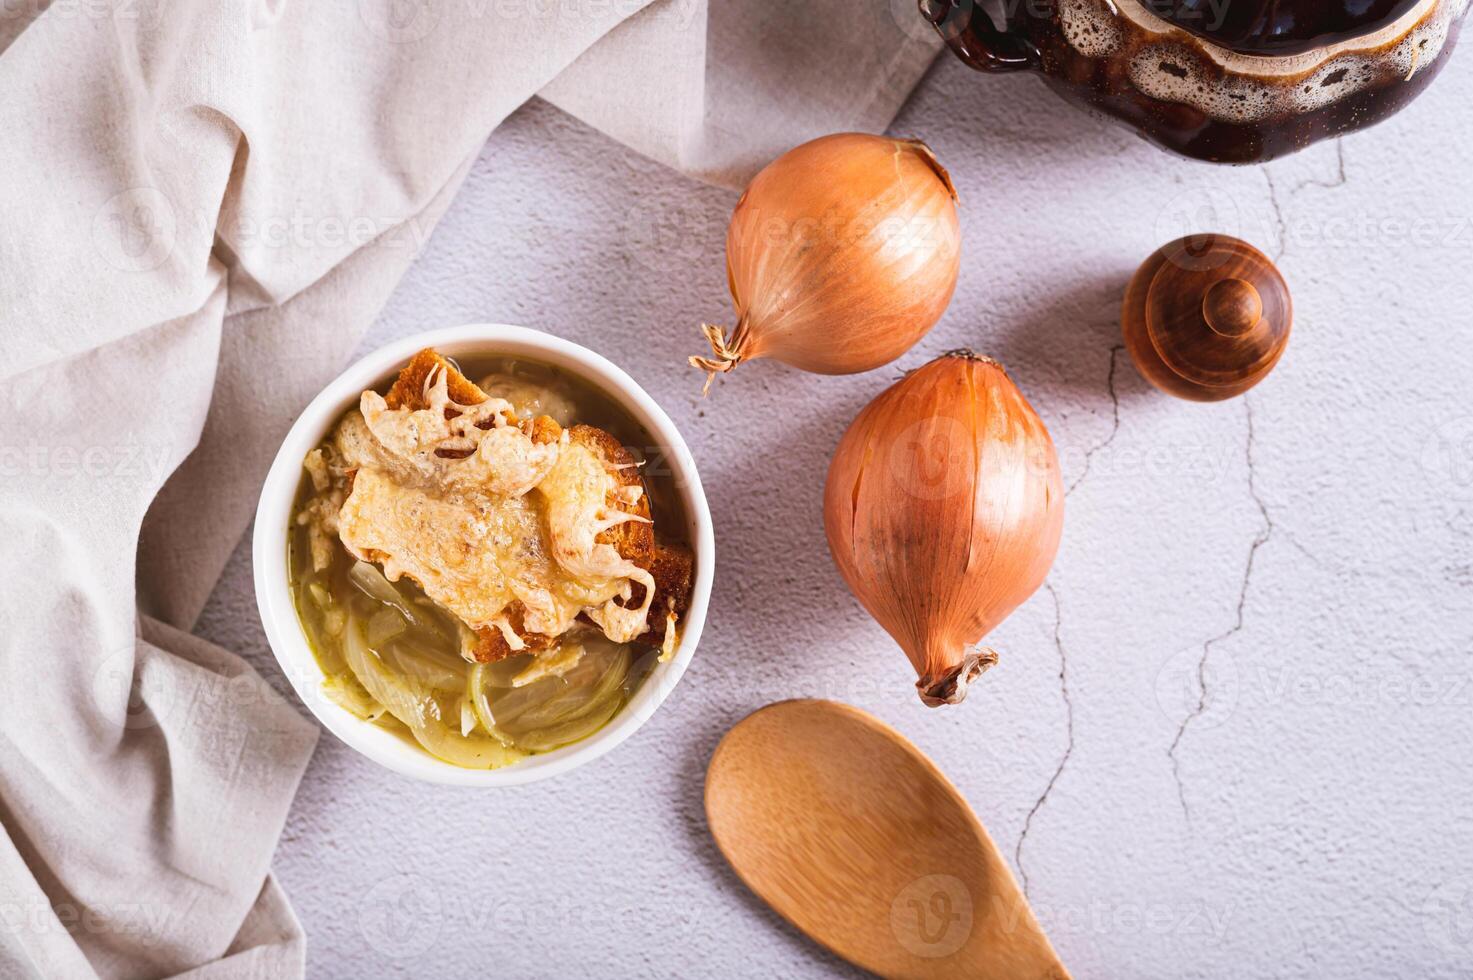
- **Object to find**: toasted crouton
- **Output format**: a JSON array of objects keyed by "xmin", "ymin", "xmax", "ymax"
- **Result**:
[
  {"xmin": 385, "ymin": 348, "xmax": 488, "ymax": 409},
  {"xmin": 385, "ymin": 349, "xmax": 562, "ymax": 450},
  {"xmin": 469, "ymin": 602, "xmax": 560, "ymax": 662},
  {"xmin": 636, "ymin": 542, "xmax": 695, "ymax": 646}
]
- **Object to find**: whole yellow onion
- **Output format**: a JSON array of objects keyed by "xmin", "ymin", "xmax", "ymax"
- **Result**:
[
  {"xmin": 691, "ymin": 133, "xmax": 961, "ymax": 391},
  {"xmin": 824, "ymin": 350, "xmax": 1064, "ymax": 706}
]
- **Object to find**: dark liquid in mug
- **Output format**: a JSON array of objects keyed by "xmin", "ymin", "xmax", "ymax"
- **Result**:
[{"xmin": 1151, "ymin": 0, "xmax": 1424, "ymax": 55}]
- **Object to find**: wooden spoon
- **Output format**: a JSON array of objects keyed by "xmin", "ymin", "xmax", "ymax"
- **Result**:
[{"xmin": 705, "ymin": 699, "xmax": 1069, "ymax": 979}]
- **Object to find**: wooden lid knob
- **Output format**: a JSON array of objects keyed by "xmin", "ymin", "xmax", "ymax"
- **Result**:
[
  {"xmin": 1121, "ymin": 234, "xmax": 1292, "ymax": 402},
  {"xmin": 1202, "ymin": 277, "xmax": 1262, "ymax": 337}
]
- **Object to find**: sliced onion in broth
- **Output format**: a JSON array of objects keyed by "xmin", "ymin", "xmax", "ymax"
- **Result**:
[
  {"xmin": 484, "ymin": 639, "xmax": 632, "ymax": 740},
  {"xmin": 510, "ymin": 692, "xmax": 623, "ymax": 753},
  {"xmin": 347, "ymin": 561, "xmax": 423, "ymax": 626},
  {"xmin": 366, "ymin": 608, "xmax": 407, "ymax": 647},
  {"xmin": 380, "ymin": 637, "xmax": 466, "ymax": 693},
  {"xmin": 343, "ymin": 614, "xmax": 525, "ymax": 769}
]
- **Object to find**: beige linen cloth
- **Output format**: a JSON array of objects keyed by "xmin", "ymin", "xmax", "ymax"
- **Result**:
[{"xmin": 0, "ymin": 1, "xmax": 938, "ymax": 977}]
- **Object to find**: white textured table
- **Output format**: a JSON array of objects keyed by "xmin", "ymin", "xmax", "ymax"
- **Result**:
[{"xmin": 197, "ymin": 48, "xmax": 1473, "ymax": 979}]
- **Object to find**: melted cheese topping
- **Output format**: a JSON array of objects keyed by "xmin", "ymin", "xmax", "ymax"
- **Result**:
[
  {"xmin": 659, "ymin": 609, "xmax": 679, "ymax": 663},
  {"xmin": 536, "ymin": 437, "xmax": 655, "ymax": 643},
  {"xmin": 339, "ymin": 381, "xmax": 559, "ymax": 499},
  {"xmin": 333, "ymin": 368, "xmax": 656, "ymax": 653}
]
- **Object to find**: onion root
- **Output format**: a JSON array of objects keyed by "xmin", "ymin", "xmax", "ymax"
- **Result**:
[
  {"xmin": 689, "ymin": 321, "xmax": 747, "ymax": 394},
  {"xmin": 917, "ymin": 648, "xmax": 999, "ymax": 707}
]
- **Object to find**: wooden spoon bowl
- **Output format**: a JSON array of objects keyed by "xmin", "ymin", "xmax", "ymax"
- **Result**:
[{"xmin": 705, "ymin": 699, "xmax": 1069, "ymax": 979}]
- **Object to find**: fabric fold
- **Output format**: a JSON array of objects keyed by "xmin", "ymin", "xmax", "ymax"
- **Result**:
[{"xmin": 0, "ymin": 0, "xmax": 938, "ymax": 976}]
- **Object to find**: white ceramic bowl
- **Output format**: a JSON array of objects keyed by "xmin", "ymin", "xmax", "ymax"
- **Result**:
[{"xmin": 253, "ymin": 324, "xmax": 714, "ymax": 786}]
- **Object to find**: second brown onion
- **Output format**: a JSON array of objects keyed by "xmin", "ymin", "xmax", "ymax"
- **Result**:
[
  {"xmin": 691, "ymin": 133, "xmax": 961, "ymax": 392},
  {"xmin": 823, "ymin": 350, "xmax": 1064, "ymax": 706}
]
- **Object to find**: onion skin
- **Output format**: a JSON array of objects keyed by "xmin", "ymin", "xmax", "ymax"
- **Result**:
[
  {"xmin": 823, "ymin": 351, "xmax": 1064, "ymax": 706},
  {"xmin": 692, "ymin": 133, "xmax": 961, "ymax": 389}
]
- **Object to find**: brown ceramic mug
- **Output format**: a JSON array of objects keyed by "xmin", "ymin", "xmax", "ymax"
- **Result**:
[{"xmin": 920, "ymin": 0, "xmax": 1468, "ymax": 162}]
